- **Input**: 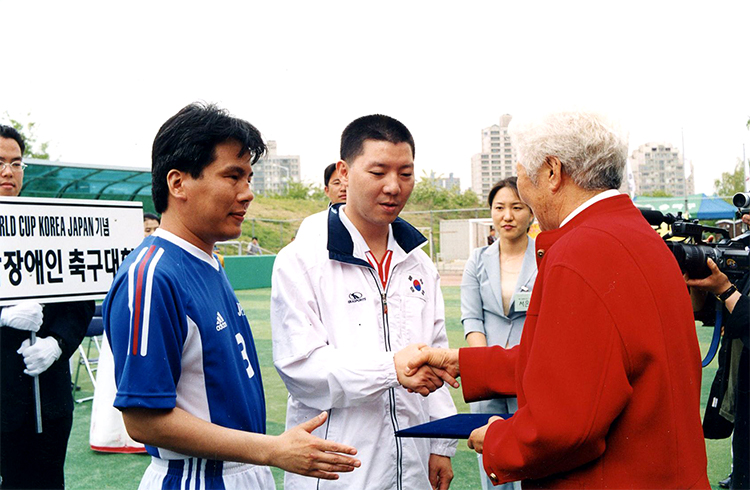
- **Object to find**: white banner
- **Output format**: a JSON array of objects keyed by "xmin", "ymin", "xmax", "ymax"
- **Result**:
[{"xmin": 0, "ymin": 196, "xmax": 143, "ymax": 306}]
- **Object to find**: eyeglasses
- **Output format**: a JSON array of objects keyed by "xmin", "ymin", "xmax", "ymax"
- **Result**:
[{"xmin": 0, "ymin": 162, "xmax": 27, "ymax": 172}]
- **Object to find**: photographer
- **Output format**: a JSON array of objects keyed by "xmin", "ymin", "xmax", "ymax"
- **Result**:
[{"xmin": 686, "ymin": 212, "xmax": 750, "ymax": 490}]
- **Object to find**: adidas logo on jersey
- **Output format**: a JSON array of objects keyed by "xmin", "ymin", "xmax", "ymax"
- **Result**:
[{"xmin": 215, "ymin": 312, "xmax": 228, "ymax": 331}]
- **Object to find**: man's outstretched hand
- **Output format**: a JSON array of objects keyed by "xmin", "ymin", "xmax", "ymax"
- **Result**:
[{"xmin": 272, "ymin": 412, "xmax": 361, "ymax": 480}]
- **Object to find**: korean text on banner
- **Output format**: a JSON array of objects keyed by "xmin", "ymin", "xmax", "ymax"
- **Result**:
[{"xmin": 0, "ymin": 196, "xmax": 143, "ymax": 306}]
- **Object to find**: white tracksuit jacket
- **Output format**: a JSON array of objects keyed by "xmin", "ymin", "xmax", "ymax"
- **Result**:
[{"xmin": 271, "ymin": 205, "xmax": 457, "ymax": 490}]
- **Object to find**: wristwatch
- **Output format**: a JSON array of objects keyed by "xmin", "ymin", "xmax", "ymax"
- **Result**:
[{"xmin": 716, "ymin": 284, "xmax": 737, "ymax": 303}]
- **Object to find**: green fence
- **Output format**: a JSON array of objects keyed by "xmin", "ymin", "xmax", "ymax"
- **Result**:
[{"xmin": 224, "ymin": 255, "xmax": 276, "ymax": 290}]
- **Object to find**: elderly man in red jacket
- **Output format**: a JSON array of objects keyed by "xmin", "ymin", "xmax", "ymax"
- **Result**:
[{"xmin": 407, "ymin": 111, "xmax": 710, "ymax": 489}]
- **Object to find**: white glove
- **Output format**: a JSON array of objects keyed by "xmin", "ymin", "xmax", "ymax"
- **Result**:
[
  {"xmin": 17, "ymin": 336, "xmax": 62, "ymax": 376},
  {"xmin": 0, "ymin": 302, "xmax": 43, "ymax": 332}
]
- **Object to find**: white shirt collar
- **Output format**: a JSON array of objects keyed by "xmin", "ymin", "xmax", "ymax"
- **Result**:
[
  {"xmin": 559, "ymin": 189, "xmax": 622, "ymax": 227},
  {"xmin": 338, "ymin": 205, "xmax": 403, "ymax": 261},
  {"xmin": 152, "ymin": 228, "xmax": 220, "ymax": 270}
]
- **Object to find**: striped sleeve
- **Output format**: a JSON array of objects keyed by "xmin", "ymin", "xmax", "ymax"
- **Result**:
[
  {"xmin": 110, "ymin": 245, "xmax": 186, "ymax": 410},
  {"xmin": 127, "ymin": 245, "xmax": 165, "ymax": 357}
]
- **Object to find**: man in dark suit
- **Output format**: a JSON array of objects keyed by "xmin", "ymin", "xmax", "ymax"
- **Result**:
[{"xmin": 0, "ymin": 124, "xmax": 94, "ymax": 489}]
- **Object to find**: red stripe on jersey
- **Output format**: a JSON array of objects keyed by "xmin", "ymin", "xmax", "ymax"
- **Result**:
[{"xmin": 132, "ymin": 245, "xmax": 156, "ymax": 356}]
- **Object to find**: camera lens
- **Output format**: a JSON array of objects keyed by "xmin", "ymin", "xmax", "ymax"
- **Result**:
[
  {"xmin": 732, "ymin": 192, "xmax": 750, "ymax": 208},
  {"xmin": 666, "ymin": 242, "xmax": 715, "ymax": 279}
]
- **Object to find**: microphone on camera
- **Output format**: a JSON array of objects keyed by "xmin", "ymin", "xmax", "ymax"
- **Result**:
[{"xmin": 639, "ymin": 209, "xmax": 673, "ymax": 226}]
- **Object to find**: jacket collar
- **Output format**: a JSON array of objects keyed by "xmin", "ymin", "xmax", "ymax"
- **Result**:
[
  {"xmin": 482, "ymin": 238, "xmax": 536, "ymax": 317},
  {"xmin": 560, "ymin": 189, "xmax": 621, "ymax": 227},
  {"xmin": 327, "ymin": 203, "xmax": 427, "ymax": 267},
  {"xmin": 535, "ymin": 193, "xmax": 632, "ymax": 266}
]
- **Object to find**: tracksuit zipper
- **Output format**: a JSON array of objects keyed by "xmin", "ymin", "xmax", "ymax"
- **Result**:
[
  {"xmin": 368, "ymin": 267, "xmax": 403, "ymax": 490},
  {"xmin": 316, "ymin": 409, "xmax": 334, "ymax": 490}
]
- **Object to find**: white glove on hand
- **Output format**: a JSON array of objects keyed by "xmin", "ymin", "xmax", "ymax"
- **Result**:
[
  {"xmin": 0, "ymin": 302, "xmax": 43, "ymax": 332},
  {"xmin": 17, "ymin": 336, "xmax": 62, "ymax": 376}
]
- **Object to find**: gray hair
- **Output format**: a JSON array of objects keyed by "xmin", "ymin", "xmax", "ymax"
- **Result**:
[{"xmin": 509, "ymin": 111, "xmax": 628, "ymax": 191}]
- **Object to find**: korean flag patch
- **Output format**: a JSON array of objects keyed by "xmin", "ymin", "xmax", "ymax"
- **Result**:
[{"xmin": 408, "ymin": 275, "xmax": 426, "ymax": 296}]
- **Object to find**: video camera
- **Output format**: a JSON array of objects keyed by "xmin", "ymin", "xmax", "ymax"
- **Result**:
[
  {"xmin": 734, "ymin": 191, "xmax": 750, "ymax": 214},
  {"xmin": 640, "ymin": 192, "xmax": 750, "ymax": 280}
]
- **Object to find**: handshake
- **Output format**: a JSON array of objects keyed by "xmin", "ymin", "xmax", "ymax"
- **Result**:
[{"xmin": 393, "ymin": 344, "xmax": 461, "ymax": 396}]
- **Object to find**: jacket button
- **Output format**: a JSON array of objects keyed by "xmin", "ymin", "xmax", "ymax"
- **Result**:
[
  {"xmin": 490, "ymin": 473, "xmax": 498, "ymax": 483},
  {"xmin": 537, "ymin": 249, "xmax": 545, "ymax": 258}
]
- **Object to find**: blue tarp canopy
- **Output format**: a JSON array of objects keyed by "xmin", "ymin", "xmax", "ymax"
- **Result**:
[{"xmin": 633, "ymin": 194, "xmax": 737, "ymax": 220}]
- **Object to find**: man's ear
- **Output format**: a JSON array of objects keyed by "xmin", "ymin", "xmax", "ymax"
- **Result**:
[
  {"xmin": 336, "ymin": 160, "xmax": 348, "ymax": 182},
  {"xmin": 544, "ymin": 156, "xmax": 564, "ymax": 193},
  {"xmin": 166, "ymin": 169, "xmax": 188, "ymax": 203}
]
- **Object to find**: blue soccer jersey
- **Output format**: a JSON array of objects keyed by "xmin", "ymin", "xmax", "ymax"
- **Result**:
[{"xmin": 103, "ymin": 229, "xmax": 266, "ymax": 459}]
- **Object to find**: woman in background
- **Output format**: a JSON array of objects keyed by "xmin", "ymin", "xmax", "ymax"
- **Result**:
[{"xmin": 461, "ymin": 177, "xmax": 537, "ymax": 490}]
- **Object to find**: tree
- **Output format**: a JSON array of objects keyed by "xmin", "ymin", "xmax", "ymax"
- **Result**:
[
  {"xmin": 282, "ymin": 181, "xmax": 312, "ymax": 200},
  {"xmin": 268, "ymin": 180, "xmax": 327, "ymax": 200},
  {"xmin": 409, "ymin": 174, "xmax": 480, "ymax": 209},
  {"xmin": 714, "ymin": 158, "xmax": 746, "ymax": 198},
  {"xmin": 309, "ymin": 184, "xmax": 327, "ymax": 201},
  {"xmin": 1, "ymin": 112, "xmax": 51, "ymax": 159}
]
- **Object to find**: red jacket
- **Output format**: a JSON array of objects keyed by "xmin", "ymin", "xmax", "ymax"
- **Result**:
[{"xmin": 460, "ymin": 195, "xmax": 709, "ymax": 489}]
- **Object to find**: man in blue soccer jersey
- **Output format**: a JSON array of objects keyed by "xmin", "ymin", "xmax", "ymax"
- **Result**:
[{"xmin": 103, "ymin": 103, "xmax": 360, "ymax": 490}]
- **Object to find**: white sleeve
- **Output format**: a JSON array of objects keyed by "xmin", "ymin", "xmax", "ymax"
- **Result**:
[
  {"xmin": 427, "ymin": 273, "xmax": 459, "ymax": 456},
  {"xmin": 271, "ymin": 248, "xmax": 399, "ymax": 411}
]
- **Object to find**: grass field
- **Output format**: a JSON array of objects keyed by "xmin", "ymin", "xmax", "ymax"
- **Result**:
[{"xmin": 65, "ymin": 286, "xmax": 730, "ymax": 489}]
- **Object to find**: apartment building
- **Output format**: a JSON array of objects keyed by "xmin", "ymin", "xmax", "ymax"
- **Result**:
[
  {"xmin": 251, "ymin": 140, "xmax": 301, "ymax": 195},
  {"xmin": 427, "ymin": 170, "xmax": 461, "ymax": 191},
  {"xmin": 629, "ymin": 142, "xmax": 693, "ymax": 196},
  {"xmin": 471, "ymin": 114, "xmax": 516, "ymax": 201}
]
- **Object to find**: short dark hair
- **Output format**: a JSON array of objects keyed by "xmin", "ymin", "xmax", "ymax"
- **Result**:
[
  {"xmin": 0, "ymin": 125, "xmax": 26, "ymax": 155},
  {"xmin": 143, "ymin": 212, "xmax": 161, "ymax": 223},
  {"xmin": 340, "ymin": 114, "xmax": 414, "ymax": 164},
  {"xmin": 487, "ymin": 177, "xmax": 521, "ymax": 207},
  {"xmin": 324, "ymin": 163, "xmax": 338, "ymax": 187},
  {"xmin": 151, "ymin": 102, "xmax": 266, "ymax": 214}
]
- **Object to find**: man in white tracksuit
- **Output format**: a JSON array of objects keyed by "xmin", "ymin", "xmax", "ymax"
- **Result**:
[{"xmin": 271, "ymin": 114, "xmax": 457, "ymax": 490}]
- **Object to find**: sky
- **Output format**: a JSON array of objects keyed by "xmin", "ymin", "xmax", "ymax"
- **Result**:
[{"xmin": 2, "ymin": 1, "xmax": 749, "ymax": 195}]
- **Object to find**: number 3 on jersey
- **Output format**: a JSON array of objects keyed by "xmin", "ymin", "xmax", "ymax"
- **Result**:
[{"xmin": 235, "ymin": 333, "xmax": 256, "ymax": 379}]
